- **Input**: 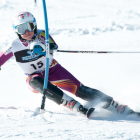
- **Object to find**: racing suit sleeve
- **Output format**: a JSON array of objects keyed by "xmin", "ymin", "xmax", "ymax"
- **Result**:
[{"xmin": 0, "ymin": 44, "xmax": 13, "ymax": 68}]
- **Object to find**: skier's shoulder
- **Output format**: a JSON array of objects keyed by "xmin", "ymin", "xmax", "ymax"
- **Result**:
[
  {"xmin": 2, "ymin": 38, "xmax": 18, "ymax": 54},
  {"xmin": 0, "ymin": 39, "xmax": 15, "ymax": 58},
  {"xmin": 37, "ymin": 29, "xmax": 55, "ymax": 42},
  {"xmin": 37, "ymin": 29, "xmax": 58, "ymax": 52},
  {"xmin": 11, "ymin": 38, "xmax": 21, "ymax": 47},
  {"xmin": 37, "ymin": 29, "xmax": 45, "ymax": 37},
  {"xmin": 8, "ymin": 37, "xmax": 26, "ymax": 53}
]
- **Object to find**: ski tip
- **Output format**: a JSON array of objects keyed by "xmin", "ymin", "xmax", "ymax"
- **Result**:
[{"xmin": 87, "ymin": 108, "xmax": 95, "ymax": 119}]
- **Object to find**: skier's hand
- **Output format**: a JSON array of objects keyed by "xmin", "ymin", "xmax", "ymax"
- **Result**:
[{"xmin": 50, "ymin": 44, "xmax": 58, "ymax": 53}]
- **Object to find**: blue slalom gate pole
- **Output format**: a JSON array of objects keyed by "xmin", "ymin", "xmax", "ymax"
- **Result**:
[{"xmin": 40, "ymin": 0, "xmax": 50, "ymax": 113}]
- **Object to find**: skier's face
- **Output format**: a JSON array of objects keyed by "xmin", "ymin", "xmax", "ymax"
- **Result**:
[{"xmin": 21, "ymin": 30, "xmax": 34, "ymax": 40}]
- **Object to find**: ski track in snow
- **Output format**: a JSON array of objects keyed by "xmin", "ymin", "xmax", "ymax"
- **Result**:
[
  {"xmin": 0, "ymin": 107, "xmax": 140, "ymax": 140},
  {"xmin": 1, "ymin": 0, "xmax": 140, "ymax": 139}
]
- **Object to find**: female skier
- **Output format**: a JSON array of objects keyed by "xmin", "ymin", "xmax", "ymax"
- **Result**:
[{"xmin": 0, "ymin": 12, "xmax": 138, "ymax": 118}]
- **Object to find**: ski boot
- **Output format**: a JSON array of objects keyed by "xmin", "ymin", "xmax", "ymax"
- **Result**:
[
  {"xmin": 61, "ymin": 93, "xmax": 95, "ymax": 118},
  {"xmin": 78, "ymin": 105, "xmax": 95, "ymax": 118},
  {"xmin": 105, "ymin": 99, "xmax": 133, "ymax": 115}
]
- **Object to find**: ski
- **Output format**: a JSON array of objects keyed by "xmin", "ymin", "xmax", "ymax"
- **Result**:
[{"xmin": 79, "ymin": 107, "xmax": 95, "ymax": 118}]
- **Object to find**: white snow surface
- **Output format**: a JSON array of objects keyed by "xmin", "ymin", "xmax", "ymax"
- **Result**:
[{"xmin": 0, "ymin": 0, "xmax": 140, "ymax": 139}]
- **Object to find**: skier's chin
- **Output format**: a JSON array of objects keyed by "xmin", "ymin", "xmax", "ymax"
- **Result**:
[{"xmin": 23, "ymin": 35, "xmax": 33, "ymax": 40}]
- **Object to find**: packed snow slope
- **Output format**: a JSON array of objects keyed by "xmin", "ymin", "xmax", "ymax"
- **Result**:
[{"xmin": 0, "ymin": 0, "xmax": 140, "ymax": 139}]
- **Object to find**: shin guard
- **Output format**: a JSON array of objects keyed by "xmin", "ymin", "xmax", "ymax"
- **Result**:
[
  {"xmin": 77, "ymin": 85, "xmax": 113, "ymax": 108},
  {"xmin": 30, "ymin": 77, "xmax": 63, "ymax": 105}
]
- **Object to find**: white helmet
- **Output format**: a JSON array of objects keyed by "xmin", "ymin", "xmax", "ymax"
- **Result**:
[{"xmin": 13, "ymin": 12, "xmax": 37, "ymax": 40}]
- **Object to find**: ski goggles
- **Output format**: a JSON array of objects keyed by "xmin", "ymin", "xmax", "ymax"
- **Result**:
[{"xmin": 16, "ymin": 22, "xmax": 35, "ymax": 35}]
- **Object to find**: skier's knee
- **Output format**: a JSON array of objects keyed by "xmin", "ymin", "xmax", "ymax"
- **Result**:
[
  {"xmin": 30, "ymin": 76, "xmax": 44, "ymax": 93},
  {"xmin": 30, "ymin": 76, "xmax": 63, "ymax": 105},
  {"xmin": 77, "ymin": 85, "xmax": 113, "ymax": 107}
]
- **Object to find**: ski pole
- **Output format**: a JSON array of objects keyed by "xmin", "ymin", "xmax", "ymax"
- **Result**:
[
  {"xmin": 57, "ymin": 50, "xmax": 140, "ymax": 53},
  {"xmin": 40, "ymin": 0, "xmax": 50, "ymax": 113}
]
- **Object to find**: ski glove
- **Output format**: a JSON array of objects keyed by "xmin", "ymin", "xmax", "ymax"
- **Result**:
[
  {"xmin": 30, "ymin": 41, "xmax": 58, "ymax": 55},
  {"xmin": 30, "ymin": 42, "xmax": 46, "ymax": 56},
  {"xmin": 50, "ymin": 43, "xmax": 58, "ymax": 54}
]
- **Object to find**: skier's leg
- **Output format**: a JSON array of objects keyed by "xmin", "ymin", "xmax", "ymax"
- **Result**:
[
  {"xmin": 48, "ymin": 61, "xmax": 81, "ymax": 96},
  {"xmin": 48, "ymin": 62, "xmax": 112, "ymax": 112},
  {"xmin": 77, "ymin": 85, "xmax": 113, "ymax": 106},
  {"xmin": 26, "ymin": 74, "xmax": 94, "ymax": 117},
  {"xmin": 48, "ymin": 61, "xmax": 133, "ymax": 115},
  {"xmin": 77, "ymin": 85, "xmax": 133, "ymax": 115}
]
